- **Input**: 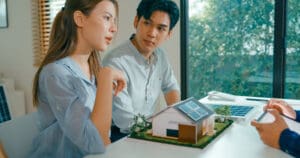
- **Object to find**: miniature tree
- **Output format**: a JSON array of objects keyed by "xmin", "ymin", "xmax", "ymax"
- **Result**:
[
  {"xmin": 130, "ymin": 114, "xmax": 152, "ymax": 137},
  {"xmin": 214, "ymin": 105, "xmax": 231, "ymax": 123}
]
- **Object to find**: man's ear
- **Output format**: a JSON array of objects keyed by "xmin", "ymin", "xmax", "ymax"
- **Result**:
[
  {"xmin": 166, "ymin": 30, "xmax": 173, "ymax": 40},
  {"xmin": 133, "ymin": 16, "xmax": 138, "ymax": 29},
  {"xmin": 73, "ymin": 10, "xmax": 85, "ymax": 27}
]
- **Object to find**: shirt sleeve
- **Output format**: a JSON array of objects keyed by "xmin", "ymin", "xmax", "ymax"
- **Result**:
[
  {"xmin": 295, "ymin": 110, "xmax": 300, "ymax": 122},
  {"xmin": 40, "ymin": 69, "xmax": 105, "ymax": 154},
  {"xmin": 279, "ymin": 128, "xmax": 300, "ymax": 157},
  {"xmin": 112, "ymin": 89, "xmax": 135, "ymax": 133},
  {"xmin": 159, "ymin": 50, "xmax": 180, "ymax": 94},
  {"xmin": 103, "ymin": 56, "xmax": 135, "ymax": 133}
]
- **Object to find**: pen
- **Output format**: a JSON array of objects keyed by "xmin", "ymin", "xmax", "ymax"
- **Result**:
[
  {"xmin": 256, "ymin": 111, "xmax": 267, "ymax": 122},
  {"xmin": 246, "ymin": 98, "xmax": 269, "ymax": 102},
  {"xmin": 257, "ymin": 110, "xmax": 294, "ymax": 122}
]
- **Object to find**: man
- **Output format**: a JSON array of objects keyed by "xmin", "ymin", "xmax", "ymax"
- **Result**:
[
  {"xmin": 103, "ymin": 0, "xmax": 180, "ymax": 142},
  {"xmin": 251, "ymin": 99, "xmax": 300, "ymax": 157}
]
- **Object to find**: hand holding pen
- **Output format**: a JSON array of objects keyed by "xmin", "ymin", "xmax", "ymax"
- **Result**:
[
  {"xmin": 251, "ymin": 109, "xmax": 288, "ymax": 149},
  {"xmin": 265, "ymin": 99, "xmax": 296, "ymax": 120}
]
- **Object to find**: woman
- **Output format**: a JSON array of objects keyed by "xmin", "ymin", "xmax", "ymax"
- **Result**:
[{"xmin": 30, "ymin": 0, "xmax": 125, "ymax": 157}]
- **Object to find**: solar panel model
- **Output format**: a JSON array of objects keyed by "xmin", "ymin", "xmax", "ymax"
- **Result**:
[
  {"xmin": 210, "ymin": 104, "xmax": 255, "ymax": 119},
  {"xmin": 176, "ymin": 98, "xmax": 214, "ymax": 122},
  {"xmin": 0, "ymin": 84, "xmax": 11, "ymax": 123}
]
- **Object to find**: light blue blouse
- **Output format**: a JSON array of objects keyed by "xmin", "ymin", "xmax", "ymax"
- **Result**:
[
  {"xmin": 103, "ymin": 39, "xmax": 180, "ymax": 133},
  {"xmin": 30, "ymin": 57, "xmax": 105, "ymax": 158}
]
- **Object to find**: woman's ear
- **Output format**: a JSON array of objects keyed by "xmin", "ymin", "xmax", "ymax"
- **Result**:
[{"xmin": 73, "ymin": 10, "xmax": 85, "ymax": 27}]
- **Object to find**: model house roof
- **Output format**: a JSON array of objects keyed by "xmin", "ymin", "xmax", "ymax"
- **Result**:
[
  {"xmin": 149, "ymin": 97, "xmax": 214, "ymax": 123},
  {"xmin": 175, "ymin": 98, "xmax": 214, "ymax": 123}
]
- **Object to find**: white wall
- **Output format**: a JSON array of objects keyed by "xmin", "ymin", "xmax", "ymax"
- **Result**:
[
  {"xmin": 0, "ymin": 0, "xmax": 181, "ymax": 114},
  {"xmin": 0, "ymin": 0, "xmax": 36, "ymax": 113}
]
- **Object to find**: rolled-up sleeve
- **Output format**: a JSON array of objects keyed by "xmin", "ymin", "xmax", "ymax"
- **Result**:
[
  {"xmin": 160, "ymin": 51, "xmax": 180, "ymax": 94},
  {"xmin": 41, "ymin": 71, "xmax": 105, "ymax": 154}
]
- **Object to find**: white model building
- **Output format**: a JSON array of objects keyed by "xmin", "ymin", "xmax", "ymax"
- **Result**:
[{"xmin": 150, "ymin": 98, "xmax": 215, "ymax": 144}]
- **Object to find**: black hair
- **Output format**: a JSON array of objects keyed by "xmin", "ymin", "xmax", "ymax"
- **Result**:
[{"xmin": 136, "ymin": 0, "xmax": 179, "ymax": 30}]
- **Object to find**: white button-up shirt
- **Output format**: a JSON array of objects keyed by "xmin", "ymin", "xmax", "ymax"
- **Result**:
[{"xmin": 103, "ymin": 39, "xmax": 180, "ymax": 133}]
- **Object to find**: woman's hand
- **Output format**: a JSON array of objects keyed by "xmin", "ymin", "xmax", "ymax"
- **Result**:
[
  {"xmin": 111, "ymin": 68, "xmax": 126, "ymax": 96},
  {"xmin": 98, "ymin": 67, "xmax": 126, "ymax": 96},
  {"xmin": 265, "ymin": 99, "xmax": 296, "ymax": 120}
]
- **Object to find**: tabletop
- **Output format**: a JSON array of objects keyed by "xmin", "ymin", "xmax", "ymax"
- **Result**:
[{"xmin": 86, "ymin": 95, "xmax": 300, "ymax": 158}]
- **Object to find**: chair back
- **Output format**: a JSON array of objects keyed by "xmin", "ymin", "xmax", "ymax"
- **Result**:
[{"xmin": 0, "ymin": 112, "xmax": 38, "ymax": 158}]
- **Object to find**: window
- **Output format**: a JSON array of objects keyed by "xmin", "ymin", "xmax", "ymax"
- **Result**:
[
  {"xmin": 181, "ymin": 0, "xmax": 300, "ymax": 99},
  {"xmin": 34, "ymin": 0, "xmax": 65, "ymax": 66},
  {"xmin": 0, "ymin": 0, "xmax": 8, "ymax": 28},
  {"xmin": 285, "ymin": 0, "xmax": 300, "ymax": 98}
]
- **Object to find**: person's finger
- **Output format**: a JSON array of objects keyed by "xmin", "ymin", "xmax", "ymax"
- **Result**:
[
  {"xmin": 117, "ymin": 80, "xmax": 125, "ymax": 91},
  {"xmin": 114, "ymin": 81, "xmax": 126, "ymax": 96},
  {"xmin": 263, "ymin": 106, "xmax": 268, "ymax": 111},
  {"xmin": 251, "ymin": 120, "xmax": 264, "ymax": 132},
  {"xmin": 267, "ymin": 99, "xmax": 276, "ymax": 105},
  {"xmin": 265, "ymin": 103, "xmax": 283, "ymax": 114},
  {"xmin": 115, "ymin": 86, "xmax": 122, "ymax": 96},
  {"xmin": 265, "ymin": 100, "xmax": 278, "ymax": 110},
  {"xmin": 114, "ymin": 85, "xmax": 121, "ymax": 96},
  {"xmin": 267, "ymin": 109, "xmax": 282, "ymax": 121},
  {"xmin": 112, "ymin": 81, "xmax": 117, "ymax": 89},
  {"xmin": 251, "ymin": 120, "xmax": 260, "ymax": 128},
  {"xmin": 266, "ymin": 100, "xmax": 272, "ymax": 106}
]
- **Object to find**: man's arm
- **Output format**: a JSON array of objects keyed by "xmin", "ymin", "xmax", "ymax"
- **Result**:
[
  {"xmin": 164, "ymin": 90, "xmax": 180, "ymax": 106},
  {"xmin": 111, "ymin": 88, "xmax": 135, "ymax": 133},
  {"xmin": 102, "ymin": 52, "xmax": 136, "ymax": 133},
  {"xmin": 159, "ymin": 49, "xmax": 180, "ymax": 106}
]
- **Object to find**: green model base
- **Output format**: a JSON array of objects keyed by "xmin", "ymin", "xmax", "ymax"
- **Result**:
[{"xmin": 129, "ymin": 120, "xmax": 234, "ymax": 149}]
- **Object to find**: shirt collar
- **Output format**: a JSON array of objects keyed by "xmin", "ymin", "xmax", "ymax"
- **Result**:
[
  {"xmin": 56, "ymin": 57, "xmax": 95, "ymax": 84},
  {"xmin": 128, "ymin": 34, "xmax": 158, "ymax": 66}
]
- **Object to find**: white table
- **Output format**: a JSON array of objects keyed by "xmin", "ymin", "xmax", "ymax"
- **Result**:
[{"xmin": 86, "ymin": 96, "xmax": 300, "ymax": 158}]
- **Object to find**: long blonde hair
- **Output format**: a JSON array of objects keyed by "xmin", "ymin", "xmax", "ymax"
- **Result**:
[{"xmin": 33, "ymin": 0, "xmax": 119, "ymax": 106}]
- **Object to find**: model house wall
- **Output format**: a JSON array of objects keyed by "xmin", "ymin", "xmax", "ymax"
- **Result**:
[
  {"xmin": 152, "ymin": 107, "xmax": 194, "ymax": 137},
  {"xmin": 151, "ymin": 99, "xmax": 215, "ymax": 144}
]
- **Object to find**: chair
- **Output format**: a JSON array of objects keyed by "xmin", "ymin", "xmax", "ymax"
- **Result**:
[{"xmin": 0, "ymin": 112, "xmax": 38, "ymax": 158}]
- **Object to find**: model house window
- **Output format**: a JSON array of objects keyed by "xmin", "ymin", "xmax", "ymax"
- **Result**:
[
  {"xmin": 182, "ymin": 0, "xmax": 300, "ymax": 99},
  {"xmin": 35, "ymin": 0, "xmax": 65, "ymax": 66}
]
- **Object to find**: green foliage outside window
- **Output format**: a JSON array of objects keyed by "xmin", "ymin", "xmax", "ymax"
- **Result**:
[{"xmin": 188, "ymin": 0, "xmax": 300, "ymax": 99}]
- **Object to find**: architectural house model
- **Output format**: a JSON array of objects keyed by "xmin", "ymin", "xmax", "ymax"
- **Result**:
[{"xmin": 150, "ymin": 98, "xmax": 215, "ymax": 144}]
